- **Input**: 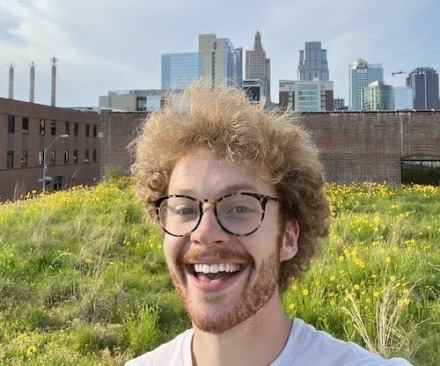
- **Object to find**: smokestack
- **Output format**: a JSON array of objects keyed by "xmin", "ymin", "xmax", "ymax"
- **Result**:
[
  {"xmin": 8, "ymin": 63, "xmax": 14, "ymax": 99},
  {"xmin": 30, "ymin": 62, "xmax": 35, "ymax": 103},
  {"xmin": 50, "ymin": 56, "xmax": 57, "ymax": 106}
]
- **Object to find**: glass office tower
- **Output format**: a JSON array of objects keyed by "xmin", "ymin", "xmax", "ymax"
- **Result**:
[
  {"xmin": 298, "ymin": 41, "xmax": 329, "ymax": 81},
  {"xmin": 349, "ymin": 58, "xmax": 383, "ymax": 110},
  {"xmin": 406, "ymin": 67, "xmax": 440, "ymax": 110},
  {"xmin": 161, "ymin": 52, "xmax": 202, "ymax": 90}
]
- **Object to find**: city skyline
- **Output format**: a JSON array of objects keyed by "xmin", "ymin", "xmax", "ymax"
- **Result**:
[{"xmin": 0, "ymin": 0, "xmax": 439, "ymax": 107}]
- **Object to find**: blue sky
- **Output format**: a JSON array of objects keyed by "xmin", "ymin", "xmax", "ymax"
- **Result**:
[{"xmin": 0, "ymin": 0, "xmax": 438, "ymax": 107}]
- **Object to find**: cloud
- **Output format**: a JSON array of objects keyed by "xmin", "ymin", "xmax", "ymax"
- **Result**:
[{"xmin": 0, "ymin": 0, "xmax": 439, "ymax": 106}]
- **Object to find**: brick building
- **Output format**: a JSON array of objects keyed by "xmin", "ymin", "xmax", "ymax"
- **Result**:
[
  {"xmin": 99, "ymin": 110, "xmax": 440, "ymax": 186},
  {"xmin": 0, "ymin": 98, "xmax": 100, "ymax": 201}
]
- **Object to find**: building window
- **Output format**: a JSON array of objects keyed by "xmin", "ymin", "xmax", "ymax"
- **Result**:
[
  {"xmin": 92, "ymin": 149, "xmax": 97, "ymax": 162},
  {"xmin": 73, "ymin": 150, "xmax": 78, "ymax": 164},
  {"xmin": 38, "ymin": 151, "xmax": 44, "ymax": 166},
  {"xmin": 65, "ymin": 122, "xmax": 70, "ymax": 135},
  {"xmin": 51, "ymin": 121, "xmax": 56, "ymax": 135},
  {"xmin": 74, "ymin": 123, "xmax": 79, "ymax": 136},
  {"xmin": 21, "ymin": 151, "xmax": 28, "ymax": 168},
  {"xmin": 93, "ymin": 125, "xmax": 97, "ymax": 138},
  {"xmin": 84, "ymin": 150, "xmax": 89, "ymax": 163},
  {"xmin": 85, "ymin": 124, "xmax": 90, "ymax": 137},
  {"xmin": 7, "ymin": 151, "xmax": 14, "ymax": 168},
  {"xmin": 8, "ymin": 115, "xmax": 15, "ymax": 133},
  {"xmin": 22, "ymin": 117, "xmax": 29, "ymax": 134},
  {"xmin": 64, "ymin": 150, "xmax": 69, "ymax": 164},
  {"xmin": 40, "ymin": 119, "xmax": 46, "ymax": 135},
  {"xmin": 49, "ymin": 151, "xmax": 56, "ymax": 166}
]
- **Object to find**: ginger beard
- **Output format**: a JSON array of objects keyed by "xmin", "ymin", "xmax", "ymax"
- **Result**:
[{"xmin": 168, "ymin": 232, "xmax": 284, "ymax": 334}]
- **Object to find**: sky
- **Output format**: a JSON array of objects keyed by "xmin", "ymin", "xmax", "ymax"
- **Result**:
[{"xmin": 0, "ymin": 0, "xmax": 439, "ymax": 107}]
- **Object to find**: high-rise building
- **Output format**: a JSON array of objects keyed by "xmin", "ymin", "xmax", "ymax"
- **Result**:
[
  {"xmin": 245, "ymin": 31, "xmax": 271, "ymax": 102},
  {"xmin": 406, "ymin": 67, "xmax": 440, "ymax": 110},
  {"xmin": 298, "ymin": 41, "xmax": 329, "ymax": 81},
  {"xmin": 279, "ymin": 41, "xmax": 334, "ymax": 111},
  {"xmin": 362, "ymin": 81, "xmax": 395, "ymax": 111},
  {"xmin": 198, "ymin": 34, "xmax": 242, "ymax": 88},
  {"xmin": 160, "ymin": 34, "xmax": 242, "ymax": 91},
  {"xmin": 161, "ymin": 53, "xmax": 201, "ymax": 90},
  {"xmin": 349, "ymin": 58, "xmax": 383, "ymax": 110}
]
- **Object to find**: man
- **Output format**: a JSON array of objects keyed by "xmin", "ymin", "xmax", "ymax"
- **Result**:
[{"xmin": 127, "ymin": 84, "xmax": 411, "ymax": 365}]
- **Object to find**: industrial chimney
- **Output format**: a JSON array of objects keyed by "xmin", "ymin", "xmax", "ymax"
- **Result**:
[
  {"xmin": 29, "ymin": 62, "xmax": 35, "ymax": 103},
  {"xmin": 8, "ymin": 63, "xmax": 14, "ymax": 99},
  {"xmin": 51, "ymin": 56, "xmax": 57, "ymax": 106}
]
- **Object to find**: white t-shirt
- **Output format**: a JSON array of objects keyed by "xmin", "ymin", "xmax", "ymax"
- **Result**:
[{"xmin": 124, "ymin": 318, "xmax": 412, "ymax": 365}]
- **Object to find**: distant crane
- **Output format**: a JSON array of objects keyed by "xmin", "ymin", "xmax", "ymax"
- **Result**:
[
  {"xmin": 391, "ymin": 71, "xmax": 409, "ymax": 76},
  {"xmin": 392, "ymin": 67, "xmax": 440, "ymax": 110},
  {"xmin": 392, "ymin": 68, "xmax": 439, "ymax": 76}
]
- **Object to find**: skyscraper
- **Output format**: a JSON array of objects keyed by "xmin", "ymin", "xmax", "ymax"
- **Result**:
[
  {"xmin": 406, "ymin": 67, "xmax": 440, "ymax": 110},
  {"xmin": 298, "ymin": 41, "xmax": 329, "ymax": 81},
  {"xmin": 245, "ymin": 31, "xmax": 271, "ymax": 102},
  {"xmin": 161, "ymin": 53, "xmax": 201, "ymax": 90},
  {"xmin": 198, "ymin": 34, "xmax": 242, "ymax": 88},
  {"xmin": 362, "ymin": 81, "xmax": 395, "ymax": 111},
  {"xmin": 349, "ymin": 58, "xmax": 383, "ymax": 110},
  {"xmin": 279, "ymin": 41, "xmax": 334, "ymax": 112},
  {"xmin": 160, "ymin": 34, "xmax": 242, "ymax": 91}
]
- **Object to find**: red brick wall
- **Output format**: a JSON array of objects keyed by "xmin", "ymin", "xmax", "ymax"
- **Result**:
[
  {"xmin": 99, "ymin": 110, "xmax": 440, "ymax": 185},
  {"xmin": 99, "ymin": 110, "xmax": 147, "ymax": 177},
  {"xmin": 302, "ymin": 111, "xmax": 440, "ymax": 184}
]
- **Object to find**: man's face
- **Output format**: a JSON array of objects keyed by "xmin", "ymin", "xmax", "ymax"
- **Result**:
[{"xmin": 162, "ymin": 148, "xmax": 298, "ymax": 334}]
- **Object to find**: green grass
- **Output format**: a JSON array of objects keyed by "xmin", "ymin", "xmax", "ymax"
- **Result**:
[{"xmin": 0, "ymin": 179, "xmax": 438, "ymax": 365}]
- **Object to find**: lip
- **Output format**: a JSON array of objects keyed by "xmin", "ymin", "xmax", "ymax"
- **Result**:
[{"xmin": 185, "ymin": 262, "xmax": 248, "ymax": 293}]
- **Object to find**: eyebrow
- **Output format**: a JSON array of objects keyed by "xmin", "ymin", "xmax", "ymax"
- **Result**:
[{"xmin": 169, "ymin": 183, "xmax": 261, "ymax": 198}]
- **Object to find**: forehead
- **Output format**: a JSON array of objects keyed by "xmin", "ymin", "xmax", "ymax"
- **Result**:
[{"xmin": 168, "ymin": 148, "xmax": 274, "ymax": 198}]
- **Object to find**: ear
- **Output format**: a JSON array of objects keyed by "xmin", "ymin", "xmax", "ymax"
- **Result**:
[{"xmin": 279, "ymin": 220, "xmax": 299, "ymax": 262}]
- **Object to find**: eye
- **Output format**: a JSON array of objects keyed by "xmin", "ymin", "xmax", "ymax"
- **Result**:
[
  {"xmin": 164, "ymin": 197, "xmax": 199, "ymax": 222},
  {"xmin": 230, "ymin": 205, "xmax": 251, "ymax": 214},
  {"xmin": 175, "ymin": 205, "xmax": 197, "ymax": 216},
  {"xmin": 221, "ymin": 198, "xmax": 259, "ymax": 218}
]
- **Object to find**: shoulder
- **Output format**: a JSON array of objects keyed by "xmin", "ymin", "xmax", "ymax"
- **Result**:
[
  {"xmin": 276, "ymin": 318, "xmax": 412, "ymax": 366},
  {"xmin": 124, "ymin": 329, "xmax": 194, "ymax": 366}
]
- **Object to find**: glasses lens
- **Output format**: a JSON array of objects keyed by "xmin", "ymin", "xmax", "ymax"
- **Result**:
[
  {"xmin": 217, "ymin": 194, "xmax": 264, "ymax": 235},
  {"xmin": 159, "ymin": 196, "xmax": 199, "ymax": 236}
]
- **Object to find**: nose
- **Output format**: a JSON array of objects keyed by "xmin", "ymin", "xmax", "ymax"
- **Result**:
[{"xmin": 190, "ymin": 206, "xmax": 230, "ymax": 245}]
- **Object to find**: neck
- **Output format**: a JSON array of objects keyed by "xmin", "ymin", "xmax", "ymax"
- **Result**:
[{"xmin": 191, "ymin": 295, "xmax": 292, "ymax": 366}]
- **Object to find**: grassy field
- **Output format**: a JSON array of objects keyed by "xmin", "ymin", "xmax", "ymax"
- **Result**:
[{"xmin": 0, "ymin": 178, "xmax": 438, "ymax": 365}]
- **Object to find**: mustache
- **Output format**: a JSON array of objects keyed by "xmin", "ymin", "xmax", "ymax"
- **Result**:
[{"xmin": 177, "ymin": 247, "xmax": 254, "ymax": 268}]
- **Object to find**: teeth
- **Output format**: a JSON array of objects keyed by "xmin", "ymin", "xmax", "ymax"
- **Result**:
[{"xmin": 194, "ymin": 263, "xmax": 240, "ymax": 274}]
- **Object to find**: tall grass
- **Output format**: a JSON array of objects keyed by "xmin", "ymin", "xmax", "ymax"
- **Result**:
[{"xmin": 0, "ymin": 179, "xmax": 438, "ymax": 365}]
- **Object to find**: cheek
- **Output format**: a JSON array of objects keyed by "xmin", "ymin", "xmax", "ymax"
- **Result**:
[{"xmin": 163, "ymin": 236, "xmax": 180, "ymax": 264}]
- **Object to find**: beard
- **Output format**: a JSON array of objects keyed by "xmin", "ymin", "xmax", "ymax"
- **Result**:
[{"xmin": 169, "ymin": 237, "xmax": 282, "ymax": 334}]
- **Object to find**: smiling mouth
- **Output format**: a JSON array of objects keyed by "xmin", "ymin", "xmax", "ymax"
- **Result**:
[{"xmin": 190, "ymin": 263, "xmax": 241, "ymax": 281}]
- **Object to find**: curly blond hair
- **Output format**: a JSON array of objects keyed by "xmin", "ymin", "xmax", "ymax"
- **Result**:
[{"xmin": 131, "ymin": 83, "xmax": 329, "ymax": 292}]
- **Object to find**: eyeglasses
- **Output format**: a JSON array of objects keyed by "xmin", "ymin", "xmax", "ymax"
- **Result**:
[{"xmin": 152, "ymin": 192, "xmax": 279, "ymax": 237}]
